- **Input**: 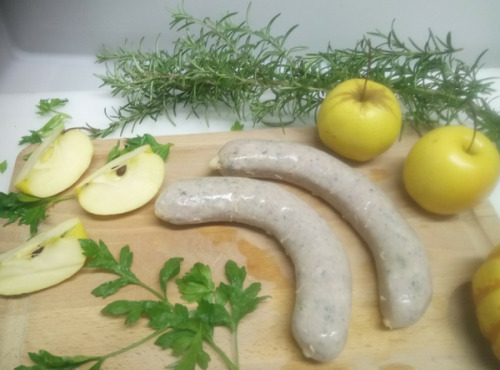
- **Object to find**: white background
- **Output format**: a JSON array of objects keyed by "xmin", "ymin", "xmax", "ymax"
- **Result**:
[{"xmin": 1, "ymin": 0, "xmax": 499, "ymax": 214}]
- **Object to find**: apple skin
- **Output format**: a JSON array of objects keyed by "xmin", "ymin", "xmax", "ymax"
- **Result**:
[
  {"xmin": 317, "ymin": 78, "xmax": 402, "ymax": 161},
  {"xmin": 75, "ymin": 145, "xmax": 165, "ymax": 215},
  {"xmin": 403, "ymin": 125, "xmax": 500, "ymax": 215},
  {"xmin": 0, "ymin": 218, "xmax": 87, "ymax": 295},
  {"xmin": 15, "ymin": 127, "xmax": 94, "ymax": 198}
]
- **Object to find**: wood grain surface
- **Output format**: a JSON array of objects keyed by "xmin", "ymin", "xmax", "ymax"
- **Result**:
[{"xmin": 1, "ymin": 126, "xmax": 500, "ymax": 369}]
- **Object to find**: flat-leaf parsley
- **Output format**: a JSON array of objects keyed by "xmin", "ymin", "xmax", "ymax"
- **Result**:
[{"xmin": 16, "ymin": 239, "xmax": 269, "ymax": 370}]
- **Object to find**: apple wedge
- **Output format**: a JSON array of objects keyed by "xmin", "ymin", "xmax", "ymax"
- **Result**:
[
  {"xmin": 75, "ymin": 144, "xmax": 165, "ymax": 215},
  {"xmin": 15, "ymin": 127, "xmax": 94, "ymax": 198},
  {"xmin": 0, "ymin": 217, "xmax": 87, "ymax": 295}
]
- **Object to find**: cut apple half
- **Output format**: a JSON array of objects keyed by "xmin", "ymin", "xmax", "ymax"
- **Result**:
[
  {"xmin": 75, "ymin": 144, "xmax": 165, "ymax": 215},
  {"xmin": 15, "ymin": 126, "xmax": 94, "ymax": 198},
  {"xmin": 0, "ymin": 217, "xmax": 87, "ymax": 296}
]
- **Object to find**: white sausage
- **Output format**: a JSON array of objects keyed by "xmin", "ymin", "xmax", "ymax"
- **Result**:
[
  {"xmin": 209, "ymin": 139, "xmax": 432, "ymax": 329},
  {"xmin": 155, "ymin": 176, "xmax": 351, "ymax": 362}
]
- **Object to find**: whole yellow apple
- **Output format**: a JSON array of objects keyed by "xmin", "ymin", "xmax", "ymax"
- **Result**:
[
  {"xmin": 403, "ymin": 125, "xmax": 500, "ymax": 215},
  {"xmin": 317, "ymin": 78, "xmax": 402, "ymax": 161}
]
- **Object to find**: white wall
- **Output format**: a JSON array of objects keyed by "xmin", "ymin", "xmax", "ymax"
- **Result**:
[{"xmin": 1, "ymin": 0, "xmax": 499, "ymax": 66}]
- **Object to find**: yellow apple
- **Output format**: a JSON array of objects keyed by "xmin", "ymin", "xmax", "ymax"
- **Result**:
[
  {"xmin": 75, "ymin": 144, "xmax": 165, "ymax": 215},
  {"xmin": 403, "ymin": 125, "xmax": 500, "ymax": 215},
  {"xmin": 15, "ymin": 127, "xmax": 94, "ymax": 198},
  {"xmin": 317, "ymin": 78, "xmax": 402, "ymax": 161},
  {"xmin": 0, "ymin": 217, "xmax": 87, "ymax": 295}
]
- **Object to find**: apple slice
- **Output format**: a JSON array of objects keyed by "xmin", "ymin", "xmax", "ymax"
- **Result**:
[
  {"xmin": 0, "ymin": 217, "xmax": 87, "ymax": 295},
  {"xmin": 75, "ymin": 144, "xmax": 165, "ymax": 215},
  {"xmin": 15, "ymin": 127, "xmax": 94, "ymax": 198}
]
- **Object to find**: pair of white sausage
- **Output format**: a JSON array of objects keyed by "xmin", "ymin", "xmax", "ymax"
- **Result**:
[
  {"xmin": 209, "ymin": 139, "xmax": 432, "ymax": 330},
  {"xmin": 154, "ymin": 138, "xmax": 432, "ymax": 362}
]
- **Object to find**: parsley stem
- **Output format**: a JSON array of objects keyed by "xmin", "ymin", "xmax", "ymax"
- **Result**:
[
  {"xmin": 136, "ymin": 281, "xmax": 169, "ymax": 303},
  {"xmin": 232, "ymin": 326, "xmax": 240, "ymax": 370},
  {"xmin": 99, "ymin": 328, "xmax": 167, "ymax": 363},
  {"xmin": 206, "ymin": 337, "xmax": 238, "ymax": 370}
]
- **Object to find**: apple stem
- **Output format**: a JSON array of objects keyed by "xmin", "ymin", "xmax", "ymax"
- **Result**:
[
  {"xmin": 466, "ymin": 101, "xmax": 479, "ymax": 153},
  {"xmin": 361, "ymin": 78, "xmax": 369, "ymax": 102},
  {"xmin": 466, "ymin": 124, "xmax": 478, "ymax": 154},
  {"xmin": 360, "ymin": 39, "xmax": 373, "ymax": 102}
]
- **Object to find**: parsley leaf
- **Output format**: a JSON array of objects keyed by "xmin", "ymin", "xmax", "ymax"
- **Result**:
[
  {"xmin": 18, "ymin": 350, "xmax": 101, "ymax": 370},
  {"xmin": 36, "ymin": 98, "xmax": 69, "ymax": 115},
  {"xmin": 160, "ymin": 257, "xmax": 184, "ymax": 296},
  {"xmin": 176, "ymin": 263, "xmax": 215, "ymax": 303},
  {"xmin": 0, "ymin": 160, "xmax": 7, "ymax": 173},
  {"xmin": 230, "ymin": 121, "xmax": 244, "ymax": 131},
  {"xmin": 148, "ymin": 303, "xmax": 190, "ymax": 330},
  {"xmin": 101, "ymin": 299, "xmax": 161, "ymax": 325},
  {"xmin": 18, "ymin": 115, "xmax": 67, "ymax": 145},
  {"xmin": 80, "ymin": 239, "xmax": 143, "ymax": 298},
  {"xmin": 18, "ymin": 131, "xmax": 43, "ymax": 146},
  {"xmin": 0, "ymin": 192, "xmax": 74, "ymax": 236},
  {"xmin": 217, "ymin": 260, "xmax": 269, "ymax": 326},
  {"xmin": 156, "ymin": 323, "xmax": 211, "ymax": 370},
  {"xmin": 195, "ymin": 299, "xmax": 233, "ymax": 329},
  {"xmin": 107, "ymin": 134, "xmax": 173, "ymax": 162}
]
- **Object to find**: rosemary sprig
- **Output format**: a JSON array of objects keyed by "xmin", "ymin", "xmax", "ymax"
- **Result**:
[{"xmin": 94, "ymin": 6, "xmax": 500, "ymax": 146}]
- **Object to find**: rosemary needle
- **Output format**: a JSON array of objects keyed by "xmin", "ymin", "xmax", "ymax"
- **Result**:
[{"xmin": 94, "ymin": 6, "xmax": 500, "ymax": 147}]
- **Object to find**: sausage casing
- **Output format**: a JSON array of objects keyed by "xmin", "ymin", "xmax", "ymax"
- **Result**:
[
  {"xmin": 155, "ymin": 176, "xmax": 352, "ymax": 362},
  {"xmin": 210, "ymin": 139, "xmax": 432, "ymax": 329}
]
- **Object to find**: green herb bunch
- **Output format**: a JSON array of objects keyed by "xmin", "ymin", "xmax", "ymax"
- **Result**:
[
  {"xmin": 17, "ymin": 239, "xmax": 268, "ymax": 370},
  {"xmin": 94, "ymin": 6, "xmax": 500, "ymax": 145}
]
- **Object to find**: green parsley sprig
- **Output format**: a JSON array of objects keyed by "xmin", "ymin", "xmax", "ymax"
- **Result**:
[
  {"xmin": 0, "ymin": 192, "xmax": 74, "ymax": 236},
  {"xmin": 19, "ymin": 98, "xmax": 71, "ymax": 145},
  {"xmin": 108, "ymin": 133, "xmax": 174, "ymax": 162},
  {"xmin": 36, "ymin": 98, "xmax": 71, "ymax": 116},
  {"xmin": 16, "ymin": 239, "xmax": 268, "ymax": 370}
]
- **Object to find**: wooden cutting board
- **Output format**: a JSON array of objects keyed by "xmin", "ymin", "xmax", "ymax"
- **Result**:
[{"xmin": 1, "ymin": 126, "xmax": 500, "ymax": 369}]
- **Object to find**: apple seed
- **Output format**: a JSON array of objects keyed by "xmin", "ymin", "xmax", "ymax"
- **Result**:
[
  {"xmin": 116, "ymin": 165, "xmax": 127, "ymax": 177},
  {"xmin": 31, "ymin": 246, "xmax": 44, "ymax": 258}
]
